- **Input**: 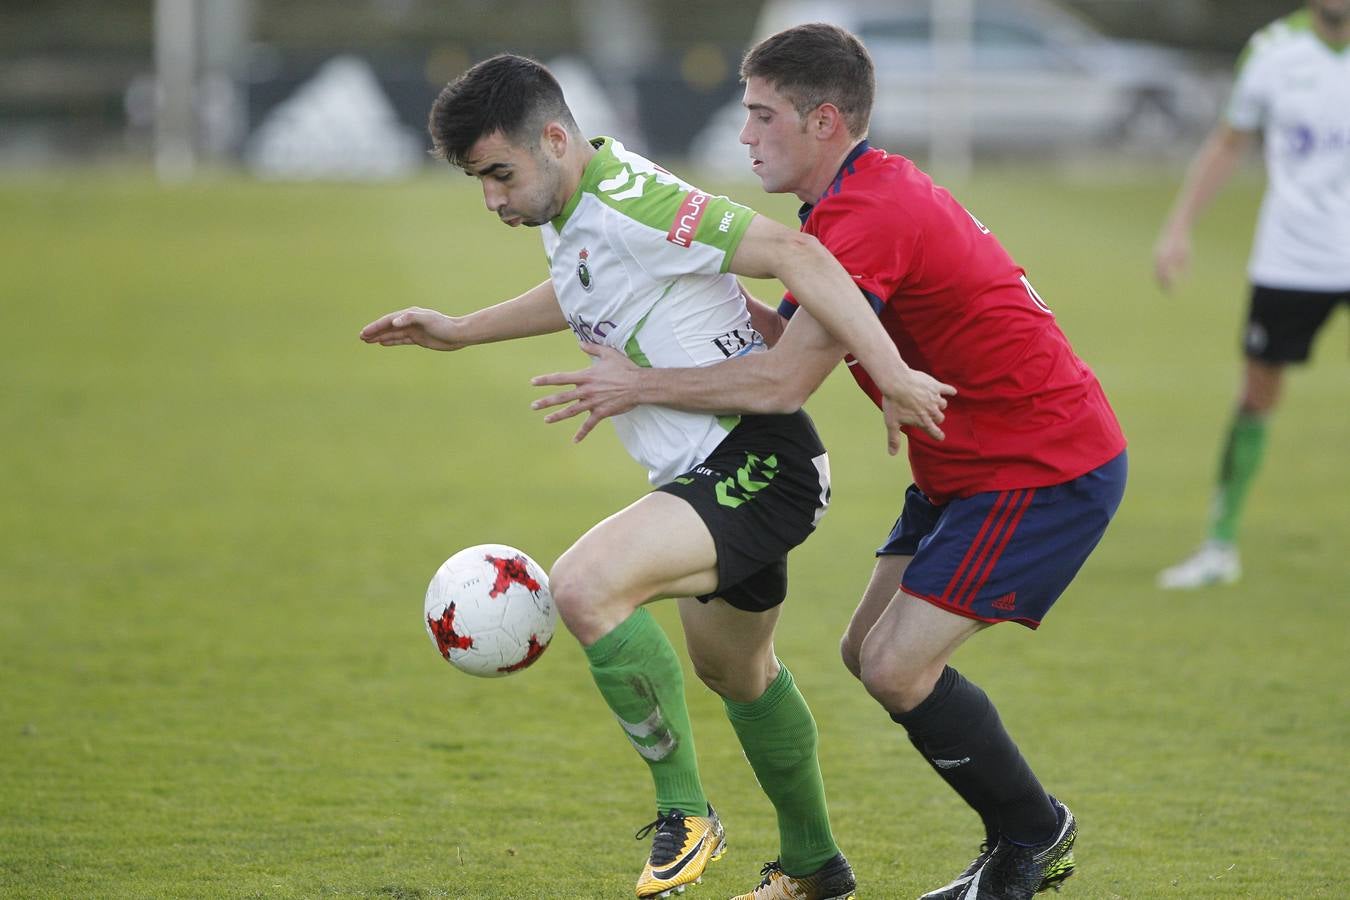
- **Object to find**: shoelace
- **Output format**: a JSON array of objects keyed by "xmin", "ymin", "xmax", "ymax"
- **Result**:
[
  {"xmin": 634, "ymin": 810, "xmax": 689, "ymax": 866},
  {"xmin": 753, "ymin": 859, "xmax": 784, "ymax": 889}
]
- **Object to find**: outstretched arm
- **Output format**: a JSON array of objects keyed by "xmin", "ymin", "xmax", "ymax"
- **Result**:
[
  {"xmin": 532, "ymin": 304, "xmax": 843, "ymax": 442},
  {"xmin": 359, "ymin": 279, "xmax": 567, "ymax": 350},
  {"xmin": 532, "ymin": 304, "xmax": 945, "ymax": 454},
  {"xmin": 1154, "ymin": 124, "xmax": 1255, "ymax": 291}
]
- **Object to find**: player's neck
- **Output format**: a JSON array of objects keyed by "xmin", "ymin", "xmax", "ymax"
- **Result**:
[
  {"xmin": 797, "ymin": 138, "xmax": 867, "ymax": 206},
  {"xmin": 560, "ymin": 138, "xmax": 598, "ymax": 205}
]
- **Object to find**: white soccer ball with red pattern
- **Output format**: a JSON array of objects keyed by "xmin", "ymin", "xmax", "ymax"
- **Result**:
[{"xmin": 423, "ymin": 544, "xmax": 556, "ymax": 678}]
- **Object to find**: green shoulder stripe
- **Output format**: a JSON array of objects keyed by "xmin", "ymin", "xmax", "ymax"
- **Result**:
[
  {"xmin": 559, "ymin": 137, "xmax": 756, "ymax": 263},
  {"xmin": 567, "ymin": 137, "xmax": 687, "ymax": 231},
  {"xmin": 1237, "ymin": 10, "xmax": 1313, "ymax": 72}
]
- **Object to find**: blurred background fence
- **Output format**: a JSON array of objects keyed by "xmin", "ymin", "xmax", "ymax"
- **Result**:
[{"xmin": 0, "ymin": 0, "xmax": 1300, "ymax": 180}]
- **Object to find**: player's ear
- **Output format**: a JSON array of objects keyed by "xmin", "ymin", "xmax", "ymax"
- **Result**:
[
  {"xmin": 812, "ymin": 103, "xmax": 845, "ymax": 141},
  {"xmin": 542, "ymin": 121, "xmax": 569, "ymax": 159}
]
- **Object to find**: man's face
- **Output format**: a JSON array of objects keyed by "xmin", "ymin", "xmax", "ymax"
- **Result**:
[
  {"xmin": 738, "ymin": 76, "xmax": 818, "ymax": 197},
  {"xmin": 462, "ymin": 130, "xmax": 564, "ymax": 228},
  {"xmin": 1312, "ymin": 0, "xmax": 1349, "ymax": 26}
]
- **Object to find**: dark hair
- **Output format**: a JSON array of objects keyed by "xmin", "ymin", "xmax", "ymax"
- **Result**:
[
  {"xmin": 740, "ymin": 23, "xmax": 874, "ymax": 139},
  {"xmin": 428, "ymin": 54, "xmax": 579, "ymax": 165}
]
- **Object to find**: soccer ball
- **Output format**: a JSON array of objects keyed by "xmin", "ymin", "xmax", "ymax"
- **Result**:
[{"xmin": 423, "ymin": 544, "xmax": 556, "ymax": 678}]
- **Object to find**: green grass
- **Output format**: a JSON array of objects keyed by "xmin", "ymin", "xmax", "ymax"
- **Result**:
[{"xmin": 1, "ymin": 165, "xmax": 1345, "ymax": 899}]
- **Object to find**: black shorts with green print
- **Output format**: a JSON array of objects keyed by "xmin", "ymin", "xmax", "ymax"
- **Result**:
[
  {"xmin": 1244, "ymin": 284, "xmax": 1350, "ymax": 363},
  {"xmin": 656, "ymin": 410, "xmax": 831, "ymax": 612}
]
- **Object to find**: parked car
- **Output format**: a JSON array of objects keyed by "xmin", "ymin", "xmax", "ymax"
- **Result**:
[{"xmin": 692, "ymin": 0, "xmax": 1223, "ymax": 172}]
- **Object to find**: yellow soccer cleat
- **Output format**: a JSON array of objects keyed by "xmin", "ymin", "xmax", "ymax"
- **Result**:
[
  {"xmin": 634, "ymin": 806, "xmax": 727, "ymax": 898},
  {"xmin": 730, "ymin": 853, "xmax": 857, "ymax": 900}
]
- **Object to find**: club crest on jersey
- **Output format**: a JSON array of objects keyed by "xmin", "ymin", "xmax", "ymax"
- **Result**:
[{"xmin": 577, "ymin": 248, "xmax": 594, "ymax": 292}]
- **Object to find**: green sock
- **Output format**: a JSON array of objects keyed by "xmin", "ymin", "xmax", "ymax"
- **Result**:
[
  {"xmin": 724, "ymin": 662, "xmax": 839, "ymax": 876},
  {"xmin": 584, "ymin": 608, "xmax": 706, "ymax": 817},
  {"xmin": 1208, "ymin": 411, "xmax": 1269, "ymax": 544}
]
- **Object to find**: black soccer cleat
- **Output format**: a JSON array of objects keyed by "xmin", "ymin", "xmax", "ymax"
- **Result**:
[
  {"xmin": 957, "ymin": 797, "xmax": 1077, "ymax": 899},
  {"xmin": 918, "ymin": 842, "xmax": 995, "ymax": 900}
]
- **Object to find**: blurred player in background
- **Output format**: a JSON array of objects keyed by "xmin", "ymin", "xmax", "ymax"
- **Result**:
[
  {"xmin": 1154, "ymin": 0, "xmax": 1349, "ymax": 589},
  {"xmin": 533, "ymin": 24, "xmax": 1127, "ymax": 900},
  {"xmin": 362, "ymin": 53, "xmax": 950, "ymax": 899}
]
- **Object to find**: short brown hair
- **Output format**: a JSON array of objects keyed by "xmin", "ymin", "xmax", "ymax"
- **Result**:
[
  {"xmin": 740, "ymin": 23, "xmax": 874, "ymax": 139},
  {"xmin": 428, "ymin": 54, "xmax": 579, "ymax": 165}
]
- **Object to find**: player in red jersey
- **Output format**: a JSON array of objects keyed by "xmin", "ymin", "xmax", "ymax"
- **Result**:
[{"xmin": 533, "ymin": 24, "xmax": 1125, "ymax": 900}]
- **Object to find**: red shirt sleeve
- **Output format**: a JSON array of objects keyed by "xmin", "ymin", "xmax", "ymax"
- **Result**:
[{"xmin": 784, "ymin": 190, "xmax": 921, "ymax": 315}]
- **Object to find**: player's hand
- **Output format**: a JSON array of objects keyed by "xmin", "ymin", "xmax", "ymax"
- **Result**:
[
  {"xmin": 1153, "ymin": 230, "xmax": 1191, "ymax": 291},
  {"xmin": 530, "ymin": 344, "xmax": 640, "ymax": 443},
  {"xmin": 359, "ymin": 307, "xmax": 465, "ymax": 351},
  {"xmin": 880, "ymin": 370, "xmax": 956, "ymax": 453}
]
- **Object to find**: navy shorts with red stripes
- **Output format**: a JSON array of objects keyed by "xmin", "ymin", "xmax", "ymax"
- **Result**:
[{"xmin": 878, "ymin": 451, "xmax": 1127, "ymax": 629}]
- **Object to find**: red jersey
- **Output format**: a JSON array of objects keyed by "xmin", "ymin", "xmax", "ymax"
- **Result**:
[{"xmin": 783, "ymin": 144, "xmax": 1125, "ymax": 504}]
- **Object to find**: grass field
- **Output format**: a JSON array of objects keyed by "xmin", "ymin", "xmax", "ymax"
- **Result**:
[{"xmin": 1, "ymin": 164, "xmax": 1346, "ymax": 899}]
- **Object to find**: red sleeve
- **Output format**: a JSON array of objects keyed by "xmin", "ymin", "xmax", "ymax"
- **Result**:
[{"xmin": 784, "ymin": 190, "xmax": 921, "ymax": 314}]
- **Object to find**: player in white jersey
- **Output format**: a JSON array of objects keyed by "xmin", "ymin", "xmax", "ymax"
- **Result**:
[
  {"xmin": 361, "ymin": 54, "xmax": 950, "ymax": 899},
  {"xmin": 1153, "ymin": 0, "xmax": 1349, "ymax": 589}
]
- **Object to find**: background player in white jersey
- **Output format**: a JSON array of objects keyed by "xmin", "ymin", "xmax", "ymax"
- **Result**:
[
  {"xmin": 1154, "ymin": 0, "xmax": 1350, "ymax": 589},
  {"xmin": 360, "ymin": 54, "xmax": 950, "ymax": 899}
]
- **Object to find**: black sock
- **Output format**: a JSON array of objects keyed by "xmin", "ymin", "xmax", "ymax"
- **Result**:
[
  {"xmin": 892, "ymin": 666, "xmax": 1057, "ymax": 845},
  {"xmin": 906, "ymin": 732, "xmax": 999, "ymax": 848}
]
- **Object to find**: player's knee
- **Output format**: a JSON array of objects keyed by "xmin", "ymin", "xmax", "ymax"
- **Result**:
[
  {"xmin": 688, "ymin": 648, "xmax": 773, "ymax": 703},
  {"xmin": 1240, "ymin": 361, "xmax": 1284, "ymax": 412},
  {"xmin": 1238, "ymin": 396, "xmax": 1278, "ymax": 416},
  {"xmin": 858, "ymin": 649, "xmax": 930, "ymax": 714},
  {"xmin": 548, "ymin": 554, "xmax": 609, "ymax": 641},
  {"xmin": 688, "ymin": 653, "xmax": 733, "ymax": 699}
]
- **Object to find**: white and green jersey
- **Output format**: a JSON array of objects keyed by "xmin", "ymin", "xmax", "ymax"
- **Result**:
[
  {"xmin": 542, "ymin": 137, "xmax": 761, "ymax": 485},
  {"xmin": 1226, "ymin": 11, "xmax": 1350, "ymax": 290}
]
